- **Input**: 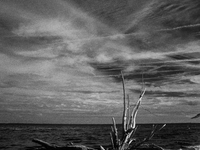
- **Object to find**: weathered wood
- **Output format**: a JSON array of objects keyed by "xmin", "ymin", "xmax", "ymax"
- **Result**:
[
  {"xmin": 32, "ymin": 139, "xmax": 96, "ymax": 150},
  {"xmin": 32, "ymin": 139, "xmax": 58, "ymax": 149},
  {"xmin": 32, "ymin": 74, "xmax": 166, "ymax": 150},
  {"xmin": 121, "ymin": 71, "xmax": 127, "ymax": 135}
]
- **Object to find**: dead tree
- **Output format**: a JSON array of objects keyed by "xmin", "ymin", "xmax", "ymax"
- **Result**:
[
  {"xmin": 101, "ymin": 72, "xmax": 166, "ymax": 150},
  {"xmin": 32, "ymin": 72, "xmax": 165, "ymax": 150}
]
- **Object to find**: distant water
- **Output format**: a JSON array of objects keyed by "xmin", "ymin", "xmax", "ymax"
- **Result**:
[{"xmin": 0, "ymin": 123, "xmax": 200, "ymax": 150}]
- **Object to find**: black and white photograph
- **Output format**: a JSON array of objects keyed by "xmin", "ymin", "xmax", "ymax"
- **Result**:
[{"xmin": 0, "ymin": 0, "xmax": 200, "ymax": 149}]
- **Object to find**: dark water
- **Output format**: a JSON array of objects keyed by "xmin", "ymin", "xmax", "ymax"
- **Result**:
[{"xmin": 0, "ymin": 123, "xmax": 200, "ymax": 150}]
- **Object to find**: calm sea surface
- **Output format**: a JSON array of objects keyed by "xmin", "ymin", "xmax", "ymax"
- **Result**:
[{"xmin": 0, "ymin": 123, "xmax": 200, "ymax": 150}]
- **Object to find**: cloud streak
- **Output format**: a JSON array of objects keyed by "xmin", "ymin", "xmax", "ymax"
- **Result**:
[{"xmin": 0, "ymin": 0, "xmax": 200, "ymax": 123}]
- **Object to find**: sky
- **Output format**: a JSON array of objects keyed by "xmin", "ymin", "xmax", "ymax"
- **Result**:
[{"xmin": 0, "ymin": 0, "xmax": 200, "ymax": 124}]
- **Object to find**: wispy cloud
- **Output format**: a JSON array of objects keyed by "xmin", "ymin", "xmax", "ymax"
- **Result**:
[{"xmin": 0, "ymin": 0, "xmax": 200, "ymax": 123}]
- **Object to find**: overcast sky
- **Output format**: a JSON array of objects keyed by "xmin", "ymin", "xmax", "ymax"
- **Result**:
[{"xmin": 0, "ymin": 0, "xmax": 200, "ymax": 124}]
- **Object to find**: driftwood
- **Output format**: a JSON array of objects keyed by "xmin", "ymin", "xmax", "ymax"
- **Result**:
[
  {"xmin": 106, "ymin": 72, "xmax": 166, "ymax": 150},
  {"xmin": 32, "ymin": 139, "xmax": 95, "ymax": 150},
  {"xmin": 32, "ymin": 72, "xmax": 166, "ymax": 150}
]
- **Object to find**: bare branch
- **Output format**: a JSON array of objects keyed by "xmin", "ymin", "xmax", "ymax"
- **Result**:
[
  {"xmin": 110, "ymin": 132, "xmax": 115, "ymax": 150},
  {"xmin": 132, "ymin": 124, "xmax": 165, "ymax": 149},
  {"xmin": 121, "ymin": 71, "xmax": 127, "ymax": 135},
  {"xmin": 112, "ymin": 117, "xmax": 119, "ymax": 148},
  {"xmin": 126, "ymin": 94, "xmax": 130, "ymax": 130},
  {"xmin": 100, "ymin": 145, "xmax": 106, "ymax": 150}
]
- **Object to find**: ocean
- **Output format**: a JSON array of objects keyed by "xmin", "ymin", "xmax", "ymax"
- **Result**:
[{"xmin": 0, "ymin": 123, "xmax": 200, "ymax": 150}]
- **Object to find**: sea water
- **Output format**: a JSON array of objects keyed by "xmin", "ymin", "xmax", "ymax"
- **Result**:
[{"xmin": 0, "ymin": 123, "xmax": 200, "ymax": 150}]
